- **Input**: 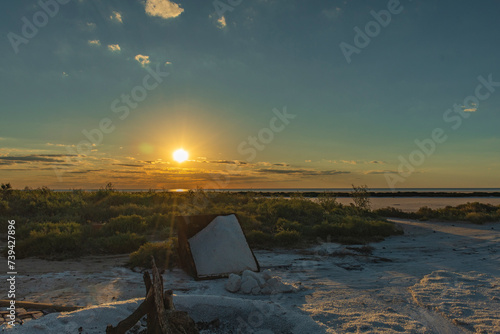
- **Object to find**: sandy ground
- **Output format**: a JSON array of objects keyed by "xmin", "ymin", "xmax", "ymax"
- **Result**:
[{"xmin": 2, "ymin": 218, "xmax": 499, "ymax": 333}]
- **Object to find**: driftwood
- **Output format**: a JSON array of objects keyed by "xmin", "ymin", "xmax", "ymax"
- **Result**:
[
  {"xmin": 0, "ymin": 300, "xmax": 83, "ymax": 312},
  {"xmin": 106, "ymin": 258, "xmax": 199, "ymax": 334}
]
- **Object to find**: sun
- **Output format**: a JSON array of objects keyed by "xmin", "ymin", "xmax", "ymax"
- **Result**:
[{"xmin": 173, "ymin": 149, "xmax": 189, "ymax": 163}]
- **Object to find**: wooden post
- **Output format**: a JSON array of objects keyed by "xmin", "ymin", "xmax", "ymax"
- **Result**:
[{"xmin": 106, "ymin": 257, "xmax": 199, "ymax": 334}]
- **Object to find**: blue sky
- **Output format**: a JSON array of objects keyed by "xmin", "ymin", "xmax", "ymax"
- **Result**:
[{"xmin": 1, "ymin": 0, "xmax": 499, "ymax": 189}]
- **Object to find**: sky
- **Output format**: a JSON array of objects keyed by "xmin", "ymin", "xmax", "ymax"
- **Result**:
[{"xmin": 0, "ymin": 0, "xmax": 499, "ymax": 190}]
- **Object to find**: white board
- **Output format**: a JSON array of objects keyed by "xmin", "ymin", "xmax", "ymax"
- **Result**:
[{"xmin": 188, "ymin": 214, "xmax": 258, "ymax": 277}]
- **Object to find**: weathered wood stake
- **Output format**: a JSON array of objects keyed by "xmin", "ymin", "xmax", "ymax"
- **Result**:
[{"xmin": 106, "ymin": 257, "xmax": 198, "ymax": 334}]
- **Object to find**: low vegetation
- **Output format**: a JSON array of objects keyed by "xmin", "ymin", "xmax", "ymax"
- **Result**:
[
  {"xmin": 9, "ymin": 182, "xmax": 483, "ymax": 265},
  {"xmin": 375, "ymin": 202, "xmax": 500, "ymax": 224}
]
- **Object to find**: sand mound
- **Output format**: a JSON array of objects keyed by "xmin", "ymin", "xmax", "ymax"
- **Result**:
[{"xmin": 410, "ymin": 270, "xmax": 500, "ymax": 333}]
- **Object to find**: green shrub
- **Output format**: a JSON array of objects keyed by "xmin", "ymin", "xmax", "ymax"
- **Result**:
[
  {"xmin": 257, "ymin": 198, "xmax": 325, "ymax": 227},
  {"xmin": 144, "ymin": 213, "xmax": 175, "ymax": 231},
  {"xmin": 374, "ymin": 207, "xmax": 416, "ymax": 219},
  {"xmin": 464, "ymin": 212, "xmax": 493, "ymax": 224},
  {"xmin": 128, "ymin": 238, "xmax": 178, "ymax": 269},
  {"xmin": 275, "ymin": 230, "xmax": 301, "ymax": 247},
  {"xmin": 351, "ymin": 184, "xmax": 371, "ymax": 211},
  {"xmin": 0, "ymin": 200, "xmax": 9, "ymax": 215},
  {"xmin": 101, "ymin": 215, "xmax": 147, "ymax": 235},
  {"xmin": 15, "ymin": 224, "xmax": 84, "ymax": 259},
  {"xmin": 90, "ymin": 233, "xmax": 147, "ymax": 254},
  {"xmin": 245, "ymin": 230, "xmax": 274, "ymax": 248},
  {"xmin": 276, "ymin": 218, "xmax": 303, "ymax": 233},
  {"xmin": 317, "ymin": 193, "xmax": 338, "ymax": 212}
]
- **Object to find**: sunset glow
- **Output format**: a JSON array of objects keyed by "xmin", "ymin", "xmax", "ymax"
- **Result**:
[{"xmin": 173, "ymin": 149, "xmax": 188, "ymax": 163}]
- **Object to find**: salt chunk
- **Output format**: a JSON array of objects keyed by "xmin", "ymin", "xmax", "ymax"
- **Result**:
[
  {"xmin": 242, "ymin": 270, "xmax": 266, "ymax": 287},
  {"xmin": 240, "ymin": 276, "xmax": 259, "ymax": 294},
  {"xmin": 262, "ymin": 269, "xmax": 273, "ymax": 281},
  {"xmin": 225, "ymin": 274, "xmax": 242, "ymax": 293}
]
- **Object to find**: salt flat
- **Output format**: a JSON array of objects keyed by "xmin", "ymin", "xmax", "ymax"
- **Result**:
[{"xmin": 4, "ymin": 219, "xmax": 499, "ymax": 333}]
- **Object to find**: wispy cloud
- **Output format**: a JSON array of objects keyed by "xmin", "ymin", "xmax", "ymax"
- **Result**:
[
  {"xmin": 88, "ymin": 39, "xmax": 101, "ymax": 46},
  {"xmin": 80, "ymin": 22, "xmax": 96, "ymax": 31},
  {"xmin": 144, "ymin": 0, "xmax": 184, "ymax": 19},
  {"xmin": 107, "ymin": 44, "xmax": 121, "ymax": 52},
  {"xmin": 462, "ymin": 102, "xmax": 478, "ymax": 112},
  {"xmin": 0, "ymin": 154, "xmax": 77, "ymax": 164},
  {"xmin": 135, "ymin": 54, "xmax": 150, "ymax": 66},
  {"xmin": 217, "ymin": 16, "xmax": 227, "ymax": 29},
  {"xmin": 257, "ymin": 168, "xmax": 350, "ymax": 176},
  {"xmin": 207, "ymin": 160, "xmax": 248, "ymax": 165},
  {"xmin": 322, "ymin": 7, "xmax": 342, "ymax": 20},
  {"xmin": 364, "ymin": 170, "xmax": 396, "ymax": 175},
  {"xmin": 110, "ymin": 11, "xmax": 123, "ymax": 23}
]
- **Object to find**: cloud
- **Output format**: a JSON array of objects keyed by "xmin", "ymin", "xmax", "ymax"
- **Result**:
[
  {"xmin": 68, "ymin": 169, "xmax": 104, "ymax": 174},
  {"xmin": 462, "ymin": 103, "xmax": 478, "ymax": 112},
  {"xmin": 322, "ymin": 7, "xmax": 342, "ymax": 19},
  {"xmin": 208, "ymin": 160, "xmax": 247, "ymax": 165},
  {"xmin": 88, "ymin": 39, "xmax": 101, "ymax": 46},
  {"xmin": 0, "ymin": 154, "xmax": 77, "ymax": 164},
  {"xmin": 364, "ymin": 170, "xmax": 397, "ymax": 175},
  {"xmin": 257, "ymin": 168, "xmax": 350, "ymax": 176},
  {"xmin": 144, "ymin": 0, "xmax": 184, "ymax": 19},
  {"xmin": 340, "ymin": 160, "xmax": 357, "ymax": 165},
  {"xmin": 80, "ymin": 22, "xmax": 96, "ymax": 31},
  {"xmin": 113, "ymin": 163, "xmax": 144, "ymax": 167},
  {"xmin": 135, "ymin": 54, "xmax": 150, "ymax": 66},
  {"xmin": 107, "ymin": 44, "xmax": 121, "ymax": 52},
  {"xmin": 110, "ymin": 11, "xmax": 123, "ymax": 23},
  {"xmin": 217, "ymin": 16, "xmax": 227, "ymax": 28}
]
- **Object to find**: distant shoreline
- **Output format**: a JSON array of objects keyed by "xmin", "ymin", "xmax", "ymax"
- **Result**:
[
  {"xmin": 42, "ymin": 188, "xmax": 500, "ymax": 197},
  {"xmin": 242, "ymin": 191, "xmax": 500, "ymax": 198}
]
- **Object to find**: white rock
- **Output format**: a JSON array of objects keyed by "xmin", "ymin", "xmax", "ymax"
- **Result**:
[
  {"xmin": 251, "ymin": 286, "xmax": 261, "ymax": 295},
  {"xmin": 265, "ymin": 277, "xmax": 295, "ymax": 294},
  {"xmin": 225, "ymin": 273, "xmax": 242, "ymax": 293},
  {"xmin": 240, "ymin": 276, "xmax": 259, "ymax": 294},
  {"xmin": 262, "ymin": 269, "xmax": 273, "ymax": 281},
  {"xmin": 242, "ymin": 270, "xmax": 266, "ymax": 287},
  {"xmin": 261, "ymin": 285, "xmax": 273, "ymax": 295}
]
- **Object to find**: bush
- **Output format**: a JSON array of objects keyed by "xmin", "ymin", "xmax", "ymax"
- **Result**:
[
  {"xmin": 245, "ymin": 230, "xmax": 274, "ymax": 248},
  {"xmin": 101, "ymin": 215, "xmax": 147, "ymax": 235},
  {"xmin": 15, "ymin": 223, "xmax": 84, "ymax": 259},
  {"xmin": 257, "ymin": 198, "xmax": 325, "ymax": 227},
  {"xmin": 374, "ymin": 207, "xmax": 416, "ymax": 219},
  {"xmin": 90, "ymin": 233, "xmax": 147, "ymax": 254},
  {"xmin": 128, "ymin": 238, "xmax": 178, "ymax": 269},
  {"xmin": 464, "ymin": 212, "xmax": 493, "ymax": 224},
  {"xmin": 276, "ymin": 218, "xmax": 303, "ymax": 233},
  {"xmin": 317, "ymin": 194, "xmax": 338, "ymax": 211},
  {"xmin": 144, "ymin": 213, "xmax": 175, "ymax": 231},
  {"xmin": 351, "ymin": 184, "xmax": 371, "ymax": 211},
  {"xmin": 275, "ymin": 230, "xmax": 302, "ymax": 247}
]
